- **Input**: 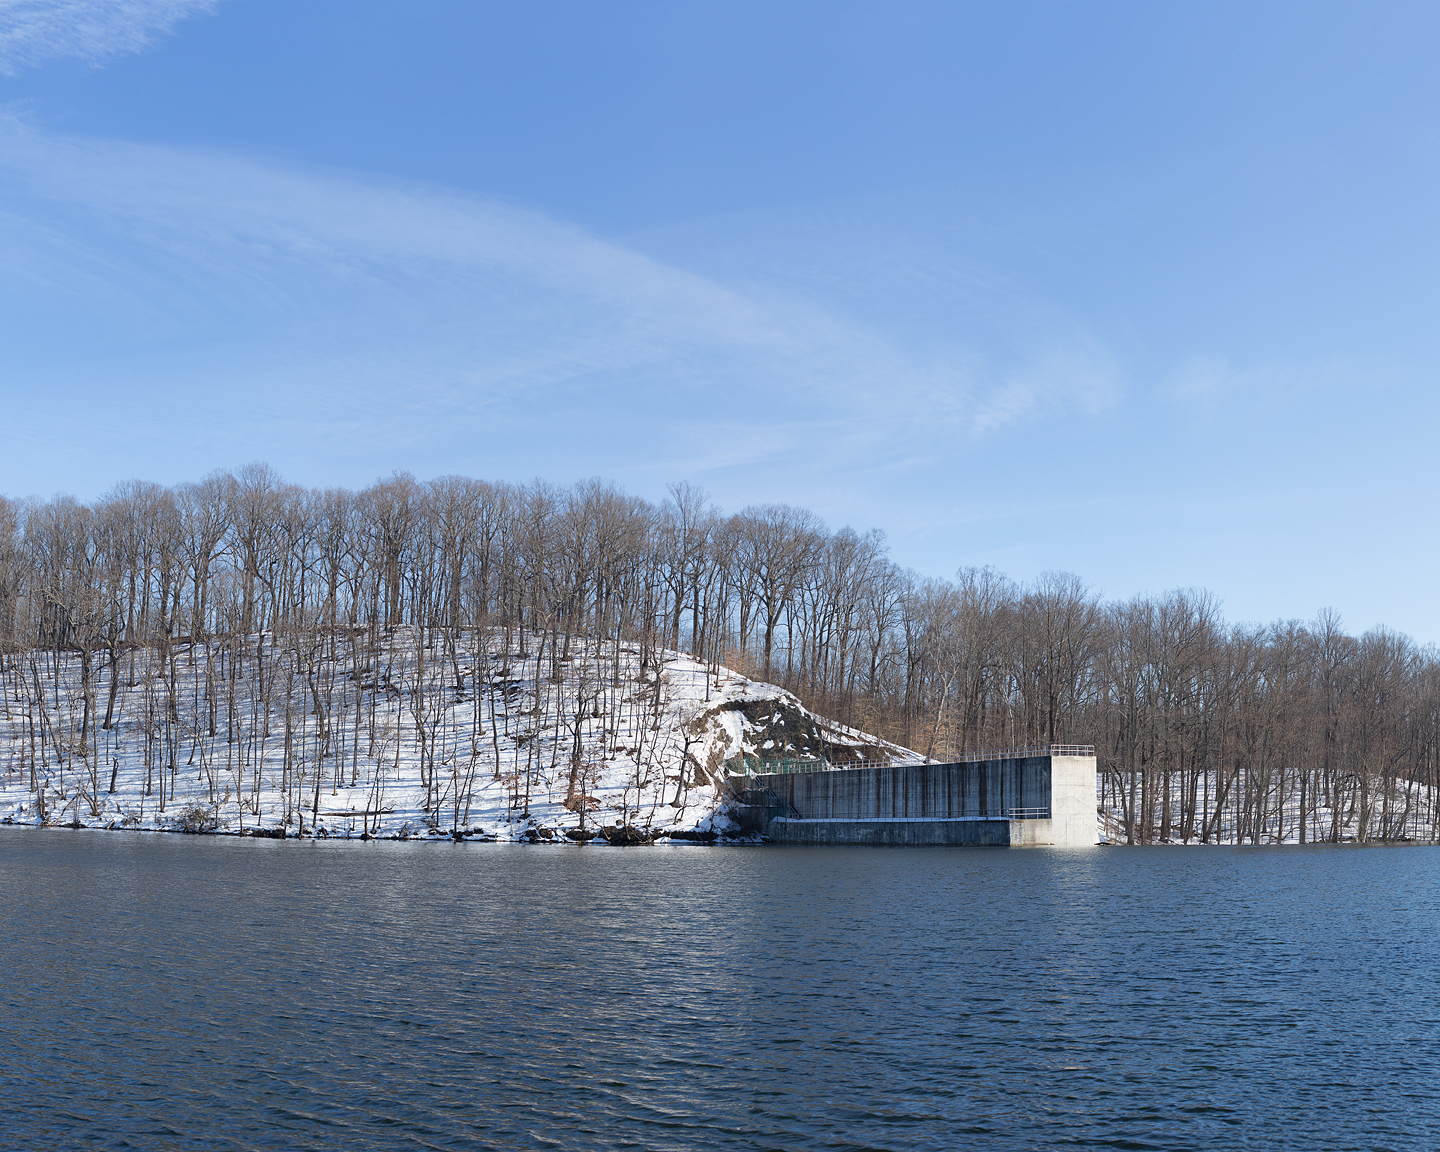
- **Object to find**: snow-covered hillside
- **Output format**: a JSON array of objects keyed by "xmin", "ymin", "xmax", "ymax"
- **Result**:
[
  {"xmin": 1095, "ymin": 773, "xmax": 1440, "ymax": 845},
  {"xmin": 0, "ymin": 627, "xmax": 920, "ymax": 842}
]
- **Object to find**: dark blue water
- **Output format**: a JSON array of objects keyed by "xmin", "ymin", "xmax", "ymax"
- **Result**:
[{"xmin": 2, "ymin": 832, "xmax": 1437, "ymax": 1150}]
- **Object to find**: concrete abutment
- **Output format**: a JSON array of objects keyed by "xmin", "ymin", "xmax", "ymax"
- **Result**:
[{"xmin": 734, "ymin": 751, "xmax": 1097, "ymax": 847}]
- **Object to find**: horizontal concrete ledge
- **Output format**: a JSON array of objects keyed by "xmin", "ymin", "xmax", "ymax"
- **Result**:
[
  {"xmin": 777, "ymin": 816, "xmax": 1010, "ymax": 824},
  {"xmin": 769, "ymin": 817, "xmax": 1027, "ymax": 846}
]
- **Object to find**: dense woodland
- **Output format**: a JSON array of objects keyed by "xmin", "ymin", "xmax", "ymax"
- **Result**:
[{"xmin": 1, "ymin": 464, "xmax": 1438, "ymax": 844}]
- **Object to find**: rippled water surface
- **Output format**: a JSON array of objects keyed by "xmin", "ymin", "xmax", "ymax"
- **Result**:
[{"xmin": 3, "ymin": 832, "xmax": 1439, "ymax": 1150}]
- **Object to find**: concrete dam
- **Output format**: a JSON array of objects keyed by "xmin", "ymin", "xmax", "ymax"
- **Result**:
[{"xmin": 730, "ymin": 746, "xmax": 1098, "ymax": 847}]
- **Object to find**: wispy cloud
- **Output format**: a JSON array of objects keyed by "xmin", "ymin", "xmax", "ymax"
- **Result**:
[
  {"xmin": 969, "ymin": 338, "xmax": 1121, "ymax": 433},
  {"xmin": 0, "ymin": 115, "xmax": 1124, "ymax": 503},
  {"xmin": 1158, "ymin": 352, "xmax": 1381, "ymax": 424},
  {"xmin": 1161, "ymin": 354, "xmax": 1296, "ymax": 404},
  {"xmin": 0, "ymin": 0, "xmax": 212, "ymax": 75}
]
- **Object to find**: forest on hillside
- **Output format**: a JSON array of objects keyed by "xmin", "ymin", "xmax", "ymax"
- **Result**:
[{"xmin": 1, "ymin": 464, "xmax": 1437, "ymax": 844}]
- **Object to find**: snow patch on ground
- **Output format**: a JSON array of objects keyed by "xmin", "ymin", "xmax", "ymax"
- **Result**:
[{"xmin": 0, "ymin": 629, "xmax": 917, "ymax": 844}]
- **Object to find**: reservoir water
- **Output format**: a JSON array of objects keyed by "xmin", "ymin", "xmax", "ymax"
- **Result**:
[{"xmin": 2, "ymin": 831, "xmax": 1437, "ymax": 1150}]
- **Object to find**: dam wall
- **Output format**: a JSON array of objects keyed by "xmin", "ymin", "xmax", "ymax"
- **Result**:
[{"xmin": 740, "ymin": 750, "xmax": 1097, "ymax": 847}]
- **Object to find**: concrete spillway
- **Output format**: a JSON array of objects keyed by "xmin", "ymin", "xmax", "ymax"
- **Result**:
[{"xmin": 733, "ymin": 750, "xmax": 1098, "ymax": 847}]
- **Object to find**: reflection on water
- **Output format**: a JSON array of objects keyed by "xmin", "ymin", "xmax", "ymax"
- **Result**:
[{"xmin": 2, "ymin": 831, "xmax": 1437, "ymax": 1150}]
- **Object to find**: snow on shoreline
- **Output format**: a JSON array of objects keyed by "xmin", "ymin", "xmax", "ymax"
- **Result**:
[
  {"xmin": 18, "ymin": 624, "xmax": 1418, "ymax": 849},
  {"xmin": 1095, "ymin": 778, "xmax": 1440, "ymax": 846},
  {"xmin": 0, "ymin": 628, "xmax": 913, "ymax": 843}
]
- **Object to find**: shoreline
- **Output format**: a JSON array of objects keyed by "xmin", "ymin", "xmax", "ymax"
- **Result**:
[{"xmin": 3, "ymin": 819, "xmax": 1435, "ymax": 849}]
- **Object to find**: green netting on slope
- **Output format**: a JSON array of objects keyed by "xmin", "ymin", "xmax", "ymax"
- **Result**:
[{"xmin": 725, "ymin": 755, "xmax": 828, "ymax": 776}]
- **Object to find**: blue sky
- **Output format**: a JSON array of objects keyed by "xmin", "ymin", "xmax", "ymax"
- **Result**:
[{"xmin": 3, "ymin": 1, "xmax": 1439, "ymax": 640}]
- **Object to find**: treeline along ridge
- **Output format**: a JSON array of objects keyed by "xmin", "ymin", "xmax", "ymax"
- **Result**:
[{"xmin": 1, "ymin": 463, "xmax": 1436, "ymax": 844}]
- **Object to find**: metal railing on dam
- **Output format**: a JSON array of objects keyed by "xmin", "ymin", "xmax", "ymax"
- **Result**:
[
  {"xmin": 926, "ymin": 743, "xmax": 1095, "ymax": 765},
  {"xmin": 728, "ymin": 744, "xmax": 1095, "ymax": 776}
]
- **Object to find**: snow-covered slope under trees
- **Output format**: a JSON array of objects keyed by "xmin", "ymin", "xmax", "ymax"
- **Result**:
[{"xmin": 0, "ymin": 627, "xmax": 920, "ymax": 842}]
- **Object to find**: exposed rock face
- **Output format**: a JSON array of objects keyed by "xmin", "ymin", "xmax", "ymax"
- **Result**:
[{"xmin": 686, "ymin": 696, "xmax": 900, "ymax": 775}]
